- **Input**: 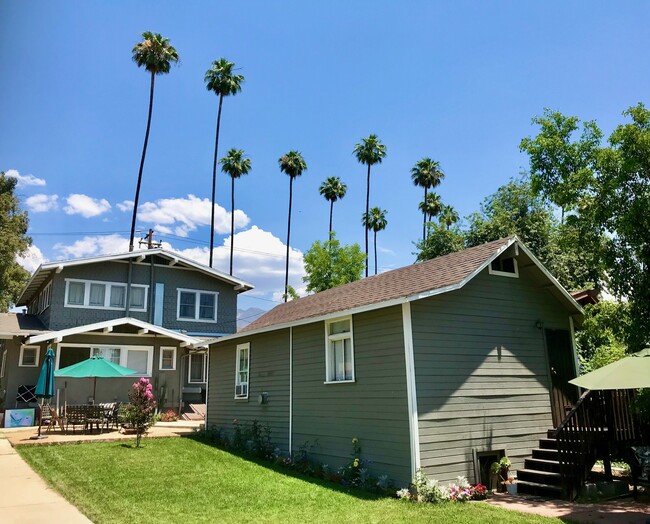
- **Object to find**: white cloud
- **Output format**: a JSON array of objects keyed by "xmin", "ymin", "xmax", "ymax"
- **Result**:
[
  {"xmin": 117, "ymin": 200, "xmax": 133, "ymax": 212},
  {"xmin": 136, "ymin": 194, "xmax": 249, "ymax": 236},
  {"xmin": 25, "ymin": 193, "xmax": 59, "ymax": 213},
  {"xmin": 51, "ymin": 226, "xmax": 306, "ymax": 299},
  {"xmin": 64, "ymin": 194, "xmax": 111, "ymax": 218},
  {"xmin": 16, "ymin": 245, "xmax": 47, "ymax": 273},
  {"xmin": 5, "ymin": 169, "xmax": 46, "ymax": 187},
  {"xmin": 54, "ymin": 234, "xmax": 129, "ymax": 258}
]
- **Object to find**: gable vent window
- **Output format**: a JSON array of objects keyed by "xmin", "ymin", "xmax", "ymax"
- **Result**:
[{"xmin": 489, "ymin": 257, "xmax": 519, "ymax": 278}]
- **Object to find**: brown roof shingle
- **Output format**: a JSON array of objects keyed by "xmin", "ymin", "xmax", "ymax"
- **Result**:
[
  {"xmin": 242, "ymin": 237, "xmax": 514, "ymax": 333},
  {"xmin": 0, "ymin": 313, "xmax": 47, "ymax": 336}
]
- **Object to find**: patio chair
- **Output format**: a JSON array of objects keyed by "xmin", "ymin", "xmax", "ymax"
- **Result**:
[
  {"xmin": 86, "ymin": 405, "xmax": 105, "ymax": 434},
  {"xmin": 98, "ymin": 402, "xmax": 118, "ymax": 431},
  {"xmin": 65, "ymin": 405, "xmax": 86, "ymax": 434}
]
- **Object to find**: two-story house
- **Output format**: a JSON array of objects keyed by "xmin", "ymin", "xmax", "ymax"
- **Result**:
[{"xmin": 0, "ymin": 249, "xmax": 253, "ymax": 415}]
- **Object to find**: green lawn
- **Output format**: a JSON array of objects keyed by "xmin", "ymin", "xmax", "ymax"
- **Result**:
[{"xmin": 18, "ymin": 438, "xmax": 558, "ymax": 524}]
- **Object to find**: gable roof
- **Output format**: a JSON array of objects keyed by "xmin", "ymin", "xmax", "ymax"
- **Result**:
[
  {"xmin": 17, "ymin": 248, "xmax": 254, "ymax": 306},
  {"xmin": 220, "ymin": 236, "xmax": 581, "ymax": 342},
  {"xmin": 25, "ymin": 317, "xmax": 203, "ymax": 347},
  {"xmin": 0, "ymin": 313, "xmax": 48, "ymax": 337}
]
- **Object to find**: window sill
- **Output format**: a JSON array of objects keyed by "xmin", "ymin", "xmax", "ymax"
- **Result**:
[
  {"xmin": 323, "ymin": 379, "xmax": 356, "ymax": 385},
  {"xmin": 18, "ymin": 364, "xmax": 38, "ymax": 368},
  {"xmin": 234, "ymin": 396, "xmax": 249, "ymax": 401},
  {"xmin": 176, "ymin": 318, "xmax": 218, "ymax": 323}
]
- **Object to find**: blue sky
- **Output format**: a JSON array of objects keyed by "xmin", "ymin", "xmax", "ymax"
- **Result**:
[{"xmin": 1, "ymin": 1, "xmax": 649, "ymax": 311}]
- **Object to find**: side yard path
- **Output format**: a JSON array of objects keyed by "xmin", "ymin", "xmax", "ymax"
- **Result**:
[
  {"xmin": 17, "ymin": 437, "xmax": 557, "ymax": 524},
  {"xmin": 0, "ymin": 436, "xmax": 90, "ymax": 524}
]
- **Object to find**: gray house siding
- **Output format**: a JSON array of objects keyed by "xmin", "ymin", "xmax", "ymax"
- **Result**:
[
  {"xmin": 292, "ymin": 306, "xmax": 412, "ymax": 485},
  {"xmin": 44, "ymin": 261, "xmax": 238, "ymax": 334},
  {"xmin": 411, "ymin": 267, "xmax": 571, "ymax": 483},
  {"xmin": 0, "ymin": 339, "xmax": 47, "ymax": 410},
  {"xmin": 208, "ymin": 329, "xmax": 290, "ymax": 450}
]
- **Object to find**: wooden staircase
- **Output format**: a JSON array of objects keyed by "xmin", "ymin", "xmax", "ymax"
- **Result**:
[
  {"xmin": 517, "ymin": 389, "xmax": 642, "ymax": 500},
  {"xmin": 517, "ymin": 430, "xmax": 563, "ymax": 497}
]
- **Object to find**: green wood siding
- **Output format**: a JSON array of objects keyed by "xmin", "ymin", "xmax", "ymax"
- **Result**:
[
  {"xmin": 292, "ymin": 306, "xmax": 411, "ymax": 484},
  {"xmin": 207, "ymin": 330, "xmax": 290, "ymax": 450},
  {"xmin": 412, "ymin": 268, "xmax": 570, "ymax": 482}
]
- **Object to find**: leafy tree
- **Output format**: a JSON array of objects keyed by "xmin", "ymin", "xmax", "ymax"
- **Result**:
[
  {"xmin": 0, "ymin": 173, "xmax": 30, "ymax": 311},
  {"xmin": 520, "ymin": 108, "xmax": 602, "ymax": 222},
  {"xmin": 418, "ymin": 192, "xmax": 443, "ymax": 234},
  {"xmin": 465, "ymin": 176, "xmax": 556, "ymax": 265},
  {"xmin": 129, "ymin": 32, "xmax": 179, "ymax": 252},
  {"xmin": 303, "ymin": 233, "xmax": 365, "ymax": 293},
  {"xmin": 415, "ymin": 223, "xmax": 465, "ymax": 262},
  {"xmin": 279, "ymin": 151, "xmax": 307, "ymax": 302},
  {"xmin": 576, "ymin": 301, "xmax": 630, "ymax": 372},
  {"xmin": 205, "ymin": 58, "xmax": 244, "ymax": 266},
  {"xmin": 362, "ymin": 207, "xmax": 388, "ymax": 275},
  {"xmin": 438, "ymin": 204, "xmax": 459, "ymax": 230},
  {"xmin": 319, "ymin": 176, "xmax": 347, "ymax": 237},
  {"xmin": 411, "ymin": 158, "xmax": 444, "ymax": 241},
  {"xmin": 353, "ymin": 134, "xmax": 387, "ymax": 277},
  {"xmin": 219, "ymin": 148, "xmax": 251, "ymax": 275},
  {"xmin": 596, "ymin": 104, "xmax": 650, "ymax": 349}
]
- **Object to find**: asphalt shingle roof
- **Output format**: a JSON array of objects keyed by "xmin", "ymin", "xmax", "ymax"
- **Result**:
[
  {"xmin": 0, "ymin": 313, "xmax": 47, "ymax": 336},
  {"xmin": 242, "ymin": 237, "xmax": 514, "ymax": 333}
]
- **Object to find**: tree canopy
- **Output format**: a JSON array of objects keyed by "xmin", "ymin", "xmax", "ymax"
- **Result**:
[
  {"xmin": 0, "ymin": 172, "xmax": 31, "ymax": 311},
  {"xmin": 302, "ymin": 234, "xmax": 365, "ymax": 293}
]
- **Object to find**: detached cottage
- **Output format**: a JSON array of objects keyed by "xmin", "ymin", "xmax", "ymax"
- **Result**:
[
  {"xmin": 0, "ymin": 249, "xmax": 252, "ymax": 410},
  {"xmin": 206, "ymin": 237, "xmax": 582, "ymax": 487}
]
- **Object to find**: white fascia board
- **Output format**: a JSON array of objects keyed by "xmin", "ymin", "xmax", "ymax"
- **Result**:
[{"xmin": 26, "ymin": 317, "xmax": 200, "ymax": 346}]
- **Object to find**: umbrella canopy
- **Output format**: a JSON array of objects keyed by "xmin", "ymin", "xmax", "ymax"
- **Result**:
[
  {"xmin": 55, "ymin": 355, "xmax": 138, "ymax": 402},
  {"xmin": 55, "ymin": 355, "xmax": 138, "ymax": 379},
  {"xmin": 569, "ymin": 348, "xmax": 650, "ymax": 390},
  {"xmin": 35, "ymin": 347, "xmax": 56, "ymax": 399}
]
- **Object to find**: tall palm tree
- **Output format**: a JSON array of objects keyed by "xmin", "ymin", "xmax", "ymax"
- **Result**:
[
  {"xmin": 419, "ymin": 192, "xmax": 443, "ymax": 236},
  {"xmin": 129, "ymin": 32, "xmax": 179, "ymax": 252},
  {"xmin": 439, "ymin": 204, "xmax": 459, "ymax": 230},
  {"xmin": 362, "ymin": 207, "xmax": 388, "ymax": 276},
  {"xmin": 219, "ymin": 148, "xmax": 252, "ymax": 276},
  {"xmin": 411, "ymin": 158, "xmax": 444, "ymax": 242},
  {"xmin": 279, "ymin": 151, "xmax": 307, "ymax": 302},
  {"xmin": 319, "ymin": 176, "xmax": 347, "ymax": 238},
  {"xmin": 353, "ymin": 134, "xmax": 387, "ymax": 277},
  {"xmin": 205, "ymin": 58, "xmax": 245, "ymax": 267}
]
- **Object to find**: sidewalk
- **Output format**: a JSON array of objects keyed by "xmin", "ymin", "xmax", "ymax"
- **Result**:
[{"xmin": 0, "ymin": 436, "xmax": 91, "ymax": 523}]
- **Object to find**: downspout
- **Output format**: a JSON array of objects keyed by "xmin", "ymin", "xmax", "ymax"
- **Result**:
[
  {"xmin": 178, "ymin": 352, "xmax": 190, "ymax": 417},
  {"xmin": 289, "ymin": 326, "xmax": 293, "ymax": 456},
  {"xmin": 204, "ymin": 346, "xmax": 210, "ymax": 429},
  {"xmin": 148, "ymin": 256, "xmax": 155, "ymax": 323}
]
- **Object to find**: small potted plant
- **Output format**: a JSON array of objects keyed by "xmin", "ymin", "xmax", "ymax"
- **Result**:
[{"xmin": 490, "ymin": 457, "xmax": 512, "ymax": 492}]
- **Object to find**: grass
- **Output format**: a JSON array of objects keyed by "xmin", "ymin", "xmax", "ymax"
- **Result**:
[{"xmin": 18, "ymin": 437, "xmax": 559, "ymax": 524}]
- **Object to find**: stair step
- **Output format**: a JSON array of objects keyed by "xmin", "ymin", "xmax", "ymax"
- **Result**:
[
  {"xmin": 531, "ymin": 447, "xmax": 558, "ymax": 460},
  {"xmin": 547, "ymin": 429, "xmax": 557, "ymax": 439},
  {"xmin": 524, "ymin": 458, "xmax": 560, "ymax": 473},
  {"xmin": 539, "ymin": 438, "xmax": 558, "ymax": 450},
  {"xmin": 517, "ymin": 479, "xmax": 563, "ymax": 495},
  {"xmin": 518, "ymin": 469, "xmax": 561, "ymax": 481}
]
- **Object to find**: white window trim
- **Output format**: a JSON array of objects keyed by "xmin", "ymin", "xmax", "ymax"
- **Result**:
[
  {"xmin": 324, "ymin": 316, "xmax": 355, "ymax": 384},
  {"xmin": 64, "ymin": 278, "xmax": 149, "ymax": 312},
  {"xmin": 56, "ymin": 343, "xmax": 154, "ymax": 376},
  {"xmin": 235, "ymin": 343, "xmax": 250, "ymax": 399},
  {"xmin": 159, "ymin": 346, "xmax": 177, "ymax": 371},
  {"xmin": 188, "ymin": 353, "xmax": 208, "ymax": 384},
  {"xmin": 19, "ymin": 345, "xmax": 40, "ymax": 367},
  {"xmin": 176, "ymin": 288, "xmax": 219, "ymax": 323},
  {"xmin": 488, "ymin": 257, "xmax": 519, "ymax": 278},
  {"xmin": 0, "ymin": 348, "xmax": 6, "ymax": 378}
]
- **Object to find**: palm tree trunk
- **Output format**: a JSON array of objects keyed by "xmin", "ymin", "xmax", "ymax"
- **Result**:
[
  {"xmin": 229, "ymin": 175, "xmax": 235, "ymax": 276},
  {"xmin": 365, "ymin": 164, "xmax": 371, "ymax": 278},
  {"xmin": 422, "ymin": 194, "xmax": 426, "ymax": 241},
  {"xmin": 209, "ymin": 94, "xmax": 224, "ymax": 267},
  {"xmin": 129, "ymin": 71, "xmax": 155, "ymax": 252},
  {"xmin": 374, "ymin": 229, "xmax": 378, "ymax": 275},
  {"xmin": 284, "ymin": 176, "xmax": 294, "ymax": 302},
  {"xmin": 329, "ymin": 200, "xmax": 334, "ymax": 239}
]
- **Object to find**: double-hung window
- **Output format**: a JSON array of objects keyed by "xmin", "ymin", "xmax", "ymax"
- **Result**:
[
  {"xmin": 235, "ymin": 343, "xmax": 250, "ymax": 399},
  {"xmin": 325, "ymin": 317, "xmax": 355, "ymax": 383},
  {"xmin": 91, "ymin": 347, "xmax": 121, "ymax": 365},
  {"xmin": 177, "ymin": 289, "xmax": 218, "ymax": 322},
  {"xmin": 159, "ymin": 347, "xmax": 176, "ymax": 371},
  {"xmin": 64, "ymin": 279, "xmax": 148, "ymax": 311},
  {"xmin": 188, "ymin": 353, "xmax": 207, "ymax": 383}
]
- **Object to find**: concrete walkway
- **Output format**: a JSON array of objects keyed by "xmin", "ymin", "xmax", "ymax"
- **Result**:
[{"xmin": 0, "ymin": 436, "xmax": 91, "ymax": 523}]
